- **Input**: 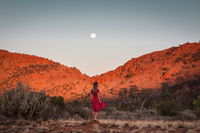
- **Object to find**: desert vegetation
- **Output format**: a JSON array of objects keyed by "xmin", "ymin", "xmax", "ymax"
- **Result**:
[
  {"xmin": 0, "ymin": 82, "xmax": 91, "ymax": 121},
  {"xmin": 0, "ymin": 83, "xmax": 65, "ymax": 120},
  {"xmin": 0, "ymin": 81, "xmax": 200, "ymax": 132},
  {"xmin": 99, "ymin": 78, "xmax": 200, "ymax": 121}
]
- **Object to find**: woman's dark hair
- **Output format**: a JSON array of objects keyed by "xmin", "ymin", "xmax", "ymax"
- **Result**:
[{"xmin": 93, "ymin": 81, "xmax": 98, "ymax": 89}]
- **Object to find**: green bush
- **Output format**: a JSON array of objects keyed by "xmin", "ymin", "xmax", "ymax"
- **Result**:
[
  {"xmin": 0, "ymin": 83, "xmax": 64, "ymax": 120},
  {"xmin": 193, "ymin": 96, "xmax": 200, "ymax": 117},
  {"xmin": 50, "ymin": 96, "xmax": 65, "ymax": 108},
  {"xmin": 65, "ymin": 100, "xmax": 90, "ymax": 120},
  {"xmin": 156, "ymin": 82, "xmax": 178, "ymax": 116},
  {"xmin": 156, "ymin": 101, "xmax": 177, "ymax": 116}
]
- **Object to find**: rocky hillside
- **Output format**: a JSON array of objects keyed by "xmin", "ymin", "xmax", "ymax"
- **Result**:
[
  {"xmin": 0, "ymin": 42, "xmax": 200, "ymax": 100},
  {"xmin": 0, "ymin": 50, "xmax": 91, "ymax": 101},
  {"xmin": 91, "ymin": 42, "xmax": 200, "ymax": 98}
]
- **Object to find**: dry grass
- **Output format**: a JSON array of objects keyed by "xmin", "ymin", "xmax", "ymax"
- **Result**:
[
  {"xmin": 0, "ymin": 118, "xmax": 200, "ymax": 133},
  {"xmin": 99, "ymin": 119, "xmax": 200, "ymax": 129}
]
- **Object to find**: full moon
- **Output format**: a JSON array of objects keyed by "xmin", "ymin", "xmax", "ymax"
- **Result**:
[{"xmin": 90, "ymin": 33, "xmax": 96, "ymax": 39}]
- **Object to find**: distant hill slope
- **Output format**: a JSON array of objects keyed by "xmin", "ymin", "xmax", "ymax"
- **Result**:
[
  {"xmin": 91, "ymin": 43, "xmax": 200, "ymax": 98},
  {"xmin": 0, "ymin": 50, "xmax": 91, "ymax": 100},
  {"xmin": 0, "ymin": 42, "xmax": 200, "ymax": 100}
]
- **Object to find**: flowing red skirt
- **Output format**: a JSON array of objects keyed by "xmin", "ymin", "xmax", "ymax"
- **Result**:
[{"xmin": 92, "ymin": 97, "xmax": 106, "ymax": 112}]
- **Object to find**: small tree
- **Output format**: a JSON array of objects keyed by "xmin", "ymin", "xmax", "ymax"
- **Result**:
[
  {"xmin": 117, "ymin": 88, "xmax": 131, "ymax": 110},
  {"xmin": 156, "ymin": 101, "xmax": 177, "ymax": 116},
  {"xmin": 156, "ymin": 82, "xmax": 177, "ymax": 116},
  {"xmin": 193, "ymin": 96, "xmax": 200, "ymax": 117},
  {"xmin": 50, "ymin": 96, "xmax": 65, "ymax": 108}
]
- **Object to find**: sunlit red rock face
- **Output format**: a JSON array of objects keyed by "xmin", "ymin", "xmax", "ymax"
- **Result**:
[
  {"xmin": 0, "ymin": 50, "xmax": 92, "ymax": 101},
  {"xmin": 0, "ymin": 43, "xmax": 200, "ymax": 100},
  {"xmin": 91, "ymin": 43, "xmax": 200, "ymax": 98}
]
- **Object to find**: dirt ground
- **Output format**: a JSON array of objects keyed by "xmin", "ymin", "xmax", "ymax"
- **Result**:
[{"xmin": 0, "ymin": 116, "xmax": 200, "ymax": 133}]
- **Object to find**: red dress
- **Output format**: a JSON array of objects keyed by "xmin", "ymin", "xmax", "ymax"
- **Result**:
[{"xmin": 91, "ymin": 89, "xmax": 106, "ymax": 112}]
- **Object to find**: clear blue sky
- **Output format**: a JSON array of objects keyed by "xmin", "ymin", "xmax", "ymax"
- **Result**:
[{"xmin": 0, "ymin": 0, "xmax": 200, "ymax": 76}]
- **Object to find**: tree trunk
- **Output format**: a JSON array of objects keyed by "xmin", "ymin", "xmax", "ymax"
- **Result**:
[{"xmin": 140, "ymin": 98, "xmax": 146, "ymax": 111}]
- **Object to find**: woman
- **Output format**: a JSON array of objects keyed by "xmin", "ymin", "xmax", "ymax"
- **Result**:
[{"xmin": 85, "ymin": 81, "xmax": 105, "ymax": 120}]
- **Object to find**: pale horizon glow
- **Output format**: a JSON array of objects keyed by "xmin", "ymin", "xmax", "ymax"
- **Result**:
[{"xmin": 0, "ymin": 0, "xmax": 200, "ymax": 76}]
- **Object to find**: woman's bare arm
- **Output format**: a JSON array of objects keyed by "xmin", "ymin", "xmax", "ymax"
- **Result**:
[{"xmin": 84, "ymin": 93, "xmax": 90, "ymax": 102}]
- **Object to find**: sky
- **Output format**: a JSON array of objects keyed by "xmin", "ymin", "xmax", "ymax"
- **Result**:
[{"xmin": 0, "ymin": 0, "xmax": 200, "ymax": 76}]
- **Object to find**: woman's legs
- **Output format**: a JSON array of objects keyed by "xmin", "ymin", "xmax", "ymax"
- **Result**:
[
  {"xmin": 92, "ymin": 111, "xmax": 95, "ymax": 120},
  {"xmin": 92, "ymin": 111, "xmax": 99, "ymax": 120},
  {"xmin": 94, "ymin": 112, "xmax": 98, "ymax": 120}
]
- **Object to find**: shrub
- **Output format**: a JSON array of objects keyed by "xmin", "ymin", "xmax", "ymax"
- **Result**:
[
  {"xmin": 65, "ymin": 100, "xmax": 91, "ymax": 120},
  {"xmin": 105, "ymin": 106, "xmax": 117, "ymax": 114},
  {"xmin": 156, "ymin": 101, "xmax": 177, "ymax": 116},
  {"xmin": 161, "ymin": 67, "xmax": 168, "ymax": 71},
  {"xmin": 156, "ymin": 83, "xmax": 177, "ymax": 116},
  {"xmin": 0, "ymin": 83, "xmax": 64, "ymax": 120},
  {"xmin": 125, "ymin": 73, "xmax": 133, "ymax": 78},
  {"xmin": 191, "ymin": 52, "xmax": 200, "ymax": 62},
  {"xmin": 175, "ymin": 57, "xmax": 183, "ymax": 63},
  {"xmin": 178, "ymin": 110, "xmax": 197, "ymax": 120},
  {"xmin": 50, "ymin": 96, "xmax": 65, "ymax": 108},
  {"xmin": 193, "ymin": 96, "xmax": 200, "ymax": 117}
]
